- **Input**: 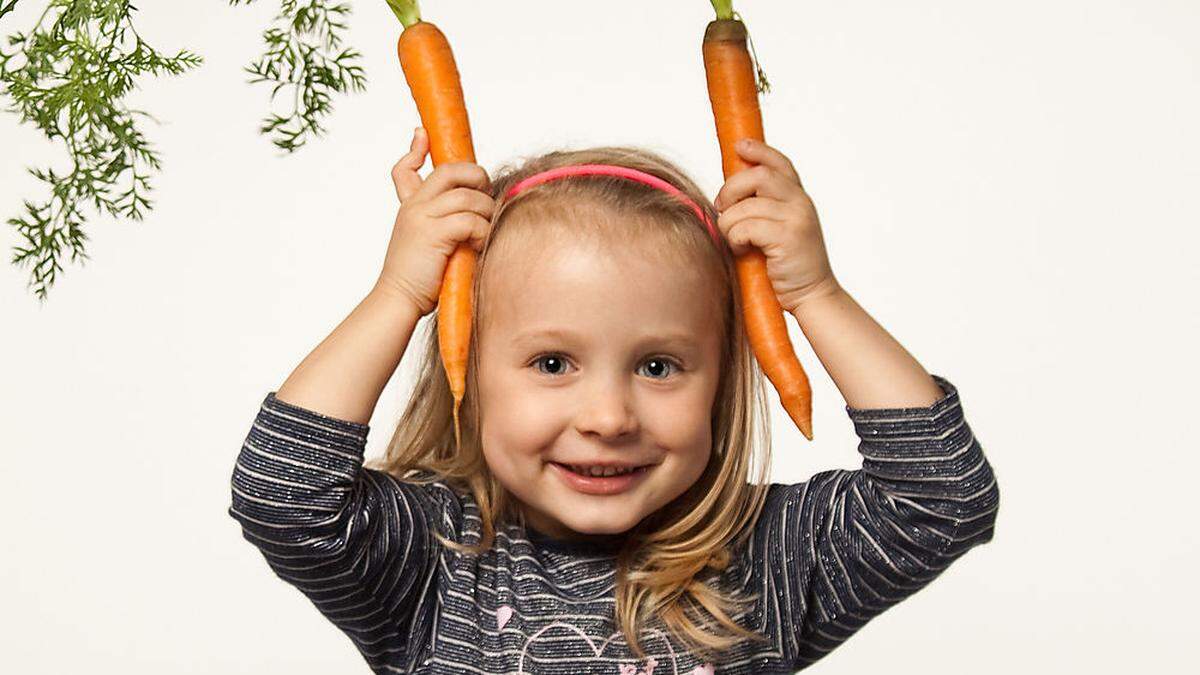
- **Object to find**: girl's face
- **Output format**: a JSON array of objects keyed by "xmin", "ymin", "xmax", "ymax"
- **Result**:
[{"xmin": 476, "ymin": 233, "xmax": 724, "ymax": 540}]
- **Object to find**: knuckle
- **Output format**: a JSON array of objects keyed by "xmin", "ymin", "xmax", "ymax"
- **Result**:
[
  {"xmin": 454, "ymin": 211, "xmax": 477, "ymax": 231},
  {"xmin": 446, "ymin": 187, "xmax": 471, "ymax": 208}
]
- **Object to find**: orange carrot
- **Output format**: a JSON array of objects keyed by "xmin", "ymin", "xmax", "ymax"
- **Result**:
[
  {"xmin": 390, "ymin": 0, "xmax": 475, "ymax": 450},
  {"xmin": 702, "ymin": 3, "xmax": 814, "ymax": 440}
]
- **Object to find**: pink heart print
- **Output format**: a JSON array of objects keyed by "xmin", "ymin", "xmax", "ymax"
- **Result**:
[
  {"xmin": 516, "ymin": 620, "xmax": 713, "ymax": 673},
  {"xmin": 496, "ymin": 605, "xmax": 514, "ymax": 630},
  {"xmin": 618, "ymin": 657, "xmax": 659, "ymax": 675}
]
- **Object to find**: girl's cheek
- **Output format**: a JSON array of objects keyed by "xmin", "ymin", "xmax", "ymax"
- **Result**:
[
  {"xmin": 648, "ymin": 386, "xmax": 713, "ymax": 448},
  {"xmin": 483, "ymin": 382, "xmax": 563, "ymax": 453}
]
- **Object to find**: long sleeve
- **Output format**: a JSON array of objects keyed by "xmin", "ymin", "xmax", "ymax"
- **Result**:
[
  {"xmin": 752, "ymin": 374, "xmax": 1000, "ymax": 669},
  {"xmin": 227, "ymin": 392, "xmax": 440, "ymax": 671}
]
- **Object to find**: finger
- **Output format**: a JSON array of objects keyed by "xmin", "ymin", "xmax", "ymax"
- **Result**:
[
  {"xmin": 716, "ymin": 196, "xmax": 788, "ymax": 236},
  {"xmin": 445, "ymin": 212, "xmax": 493, "ymax": 253},
  {"xmin": 426, "ymin": 187, "xmax": 496, "ymax": 219},
  {"xmin": 733, "ymin": 138, "xmax": 802, "ymax": 185},
  {"xmin": 392, "ymin": 126, "xmax": 429, "ymax": 202},
  {"xmin": 713, "ymin": 164, "xmax": 802, "ymax": 212},
  {"xmin": 724, "ymin": 217, "xmax": 778, "ymax": 258},
  {"xmin": 416, "ymin": 161, "xmax": 492, "ymax": 203}
]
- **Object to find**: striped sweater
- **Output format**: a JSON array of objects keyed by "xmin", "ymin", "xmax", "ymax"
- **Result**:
[{"xmin": 228, "ymin": 374, "xmax": 999, "ymax": 673}]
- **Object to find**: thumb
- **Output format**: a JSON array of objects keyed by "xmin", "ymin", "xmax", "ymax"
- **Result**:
[{"xmin": 392, "ymin": 126, "xmax": 429, "ymax": 202}]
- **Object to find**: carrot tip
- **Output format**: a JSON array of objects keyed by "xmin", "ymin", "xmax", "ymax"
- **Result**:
[{"xmin": 452, "ymin": 398, "xmax": 462, "ymax": 453}]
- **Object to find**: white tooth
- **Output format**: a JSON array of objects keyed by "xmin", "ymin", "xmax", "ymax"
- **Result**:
[
  {"xmin": 605, "ymin": 466, "xmax": 620, "ymax": 477},
  {"xmin": 590, "ymin": 466, "xmax": 605, "ymax": 477}
]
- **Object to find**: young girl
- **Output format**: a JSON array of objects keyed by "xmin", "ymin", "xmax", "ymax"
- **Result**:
[{"xmin": 229, "ymin": 127, "xmax": 999, "ymax": 673}]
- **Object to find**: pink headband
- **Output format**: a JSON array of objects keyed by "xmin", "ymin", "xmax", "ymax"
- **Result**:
[{"xmin": 502, "ymin": 164, "xmax": 722, "ymax": 246}]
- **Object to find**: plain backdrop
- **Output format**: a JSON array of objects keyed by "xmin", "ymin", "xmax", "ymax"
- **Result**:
[{"xmin": 2, "ymin": 1, "xmax": 1196, "ymax": 672}]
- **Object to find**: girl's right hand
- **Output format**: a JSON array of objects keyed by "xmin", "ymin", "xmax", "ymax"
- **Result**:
[{"xmin": 374, "ymin": 126, "xmax": 495, "ymax": 316}]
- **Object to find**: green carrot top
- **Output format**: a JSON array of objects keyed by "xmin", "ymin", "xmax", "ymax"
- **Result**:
[{"xmin": 386, "ymin": 0, "xmax": 422, "ymax": 27}]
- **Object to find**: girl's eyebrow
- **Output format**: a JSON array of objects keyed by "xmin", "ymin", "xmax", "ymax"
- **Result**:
[
  {"xmin": 513, "ymin": 328, "xmax": 700, "ymax": 351},
  {"xmin": 513, "ymin": 328, "xmax": 577, "ymax": 345}
]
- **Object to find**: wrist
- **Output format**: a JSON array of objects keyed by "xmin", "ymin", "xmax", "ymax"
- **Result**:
[
  {"xmin": 368, "ymin": 279, "xmax": 428, "ymax": 318},
  {"xmin": 788, "ymin": 277, "xmax": 845, "ymax": 316}
]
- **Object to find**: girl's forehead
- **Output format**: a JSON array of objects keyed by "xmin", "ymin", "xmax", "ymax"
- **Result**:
[
  {"xmin": 488, "ymin": 240, "xmax": 704, "ymax": 300},
  {"xmin": 478, "ymin": 240, "xmax": 722, "ymax": 341}
]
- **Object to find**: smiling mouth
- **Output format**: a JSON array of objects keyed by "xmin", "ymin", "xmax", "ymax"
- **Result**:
[
  {"xmin": 551, "ymin": 462, "xmax": 649, "ymax": 478},
  {"xmin": 547, "ymin": 462, "xmax": 653, "ymax": 495}
]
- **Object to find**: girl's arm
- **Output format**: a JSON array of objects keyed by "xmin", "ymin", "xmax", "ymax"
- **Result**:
[
  {"xmin": 750, "ymin": 374, "xmax": 998, "ymax": 668},
  {"xmin": 228, "ymin": 388, "xmax": 442, "ymax": 671},
  {"xmin": 228, "ymin": 130, "xmax": 494, "ymax": 669},
  {"xmin": 790, "ymin": 280, "xmax": 947, "ymax": 410},
  {"xmin": 746, "ymin": 286, "xmax": 1000, "ymax": 668},
  {"xmin": 274, "ymin": 286, "xmax": 423, "ymax": 423},
  {"xmin": 274, "ymin": 124, "xmax": 493, "ymax": 424},
  {"xmin": 713, "ymin": 138, "xmax": 996, "ymax": 665}
]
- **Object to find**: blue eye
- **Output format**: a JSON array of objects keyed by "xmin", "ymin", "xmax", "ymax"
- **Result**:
[
  {"xmin": 532, "ymin": 354, "xmax": 573, "ymax": 376},
  {"xmin": 638, "ymin": 357, "xmax": 681, "ymax": 380}
]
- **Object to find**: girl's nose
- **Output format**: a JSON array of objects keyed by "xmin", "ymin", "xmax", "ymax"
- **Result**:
[{"xmin": 574, "ymin": 377, "xmax": 639, "ymax": 440}]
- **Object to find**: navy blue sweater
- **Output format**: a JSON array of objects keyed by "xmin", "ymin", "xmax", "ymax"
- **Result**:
[{"xmin": 229, "ymin": 374, "xmax": 999, "ymax": 673}]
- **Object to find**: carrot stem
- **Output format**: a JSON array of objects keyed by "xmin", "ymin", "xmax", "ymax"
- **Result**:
[
  {"xmin": 385, "ymin": 0, "xmax": 421, "ymax": 28},
  {"xmin": 710, "ymin": 0, "xmax": 734, "ymax": 21}
]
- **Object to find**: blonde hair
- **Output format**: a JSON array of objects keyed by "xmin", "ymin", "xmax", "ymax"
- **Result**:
[{"xmin": 366, "ymin": 145, "xmax": 774, "ymax": 659}]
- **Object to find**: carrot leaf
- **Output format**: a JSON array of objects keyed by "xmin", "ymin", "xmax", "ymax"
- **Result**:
[
  {"xmin": 1, "ymin": 0, "xmax": 202, "ymax": 301},
  {"xmin": 231, "ymin": 0, "xmax": 367, "ymax": 153}
]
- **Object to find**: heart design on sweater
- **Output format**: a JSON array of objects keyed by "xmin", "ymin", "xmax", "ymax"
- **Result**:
[
  {"xmin": 517, "ymin": 622, "xmax": 715, "ymax": 673},
  {"xmin": 496, "ymin": 605, "xmax": 514, "ymax": 630}
]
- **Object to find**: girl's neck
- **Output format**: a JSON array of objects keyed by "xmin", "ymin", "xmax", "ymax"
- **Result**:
[{"xmin": 525, "ymin": 523, "xmax": 628, "ymax": 556}]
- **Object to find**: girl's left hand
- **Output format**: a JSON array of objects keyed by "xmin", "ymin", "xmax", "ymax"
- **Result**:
[{"xmin": 713, "ymin": 139, "xmax": 840, "ymax": 313}]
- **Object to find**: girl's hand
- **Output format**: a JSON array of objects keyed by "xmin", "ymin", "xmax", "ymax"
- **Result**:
[
  {"xmin": 713, "ymin": 139, "xmax": 840, "ymax": 313},
  {"xmin": 374, "ymin": 126, "xmax": 495, "ymax": 316}
]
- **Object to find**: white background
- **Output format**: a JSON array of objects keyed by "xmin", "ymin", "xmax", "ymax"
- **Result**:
[{"xmin": 2, "ymin": 1, "xmax": 1196, "ymax": 672}]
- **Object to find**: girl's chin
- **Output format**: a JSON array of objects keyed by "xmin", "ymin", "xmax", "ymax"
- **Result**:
[{"xmin": 550, "ymin": 518, "xmax": 638, "ymax": 539}]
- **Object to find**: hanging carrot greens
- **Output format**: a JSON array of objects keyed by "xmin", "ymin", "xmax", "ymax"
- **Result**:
[
  {"xmin": 0, "ymin": 0, "xmax": 202, "ymax": 300},
  {"xmin": 702, "ymin": 0, "xmax": 814, "ymax": 440},
  {"xmin": 229, "ymin": 0, "xmax": 366, "ymax": 153}
]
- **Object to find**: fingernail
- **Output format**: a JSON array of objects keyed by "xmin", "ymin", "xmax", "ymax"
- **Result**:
[{"xmin": 737, "ymin": 139, "xmax": 750, "ymax": 149}]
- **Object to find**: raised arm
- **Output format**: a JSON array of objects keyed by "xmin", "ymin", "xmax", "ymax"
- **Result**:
[
  {"xmin": 228, "ymin": 387, "xmax": 442, "ymax": 670},
  {"xmin": 749, "ymin": 374, "xmax": 998, "ymax": 668},
  {"xmin": 228, "ymin": 125, "xmax": 495, "ymax": 668},
  {"xmin": 746, "ymin": 286, "xmax": 999, "ymax": 668}
]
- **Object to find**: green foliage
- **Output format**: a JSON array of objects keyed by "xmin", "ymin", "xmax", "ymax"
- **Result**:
[
  {"xmin": 230, "ymin": 0, "xmax": 366, "ymax": 153},
  {"xmin": 0, "ymin": 0, "xmax": 201, "ymax": 300}
]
